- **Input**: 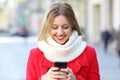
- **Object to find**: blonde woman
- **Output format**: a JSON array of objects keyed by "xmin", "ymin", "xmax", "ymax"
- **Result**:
[{"xmin": 26, "ymin": 2, "xmax": 100, "ymax": 80}]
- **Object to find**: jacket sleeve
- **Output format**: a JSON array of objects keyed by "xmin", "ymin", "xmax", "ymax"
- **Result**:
[{"xmin": 26, "ymin": 49, "xmax": 38, "ymax": 80}]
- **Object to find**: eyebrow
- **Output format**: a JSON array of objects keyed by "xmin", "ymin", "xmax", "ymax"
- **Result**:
[{"xmin": 52, "ymin": 24, "xmax": 69, "ymax": 26}]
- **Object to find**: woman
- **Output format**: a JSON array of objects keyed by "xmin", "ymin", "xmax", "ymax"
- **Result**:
[{"xmin": 26, "ymin": 2, "xmax": 100, "ymax": 80}]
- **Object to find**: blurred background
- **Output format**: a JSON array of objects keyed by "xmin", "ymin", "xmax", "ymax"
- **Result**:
[{"xmin": 0, "ymin": 0, "xmax": 120, "ymax": 80}]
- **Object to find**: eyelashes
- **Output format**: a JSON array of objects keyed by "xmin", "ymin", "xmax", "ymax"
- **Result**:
[{"xmin": 52, "ymin": 25, "xmax": 69, "ymax": 29}]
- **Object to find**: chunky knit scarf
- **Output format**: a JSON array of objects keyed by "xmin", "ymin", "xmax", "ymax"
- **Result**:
[{"xmin": 38, "ymin": 30, "xmax": 87, "ymax": 62}]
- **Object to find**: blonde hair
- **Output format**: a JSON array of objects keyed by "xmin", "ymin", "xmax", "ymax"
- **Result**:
[{"xmin": 38, "ymin": 2, "xmax": 82, "ymax": 41}]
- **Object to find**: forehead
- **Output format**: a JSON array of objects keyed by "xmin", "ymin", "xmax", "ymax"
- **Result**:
[{"xmin": 53, "ymin": 15, "xmax": 69, "ymax": 24}]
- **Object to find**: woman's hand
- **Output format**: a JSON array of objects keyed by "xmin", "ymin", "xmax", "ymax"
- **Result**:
[
  {"xmin": 41, "ymin": 67, "xmax": 76, "ymax": 80},
  {"xmin": 66, "ymin": 67, "xmax": 77, "ymax": 80}
]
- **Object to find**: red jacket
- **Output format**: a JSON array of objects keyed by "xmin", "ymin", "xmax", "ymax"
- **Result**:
[{"xmin": 26, "ymin": 46, "xmax": 100, "ymax": 80}]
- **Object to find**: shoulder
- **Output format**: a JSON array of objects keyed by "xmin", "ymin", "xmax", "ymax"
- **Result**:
[
  {"xmin": 85, "ymin": 45, "xmax": 95, "ymax": 51},
  {"xmin": 29, "ymin": 47, "xmax": 44, "ymax": 57},
  {"xmin": 83, "ymin": 45, "xmax": 97, "ymax": 57}
]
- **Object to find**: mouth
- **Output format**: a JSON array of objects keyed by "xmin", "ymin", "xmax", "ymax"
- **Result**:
[{"xmin": 56, "ymin": 36, "xmax": 65, "ymax": 40}]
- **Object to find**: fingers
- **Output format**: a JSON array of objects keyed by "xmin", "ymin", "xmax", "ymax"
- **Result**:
[
  {"xmin": 45, "ymin": 67, "xmax": 68, "ymax": 79},
  {"xmin": 43, "ymin": 67, "xmax": 76, "ymax": 80},
  {"xmin": 66, "ymin": 67, "xmax": 77, "ymax": 80},
  {"xmin": 52, "ymin": 67, "xmax": 68, "ymax": 79}
]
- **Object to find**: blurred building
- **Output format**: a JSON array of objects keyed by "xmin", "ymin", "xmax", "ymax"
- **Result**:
[
  {"xmin": 58, "ymin": 0, "xmax": 120, "ymax": 44},
  {"xmin": 0, "ymin": 0, "xmax": 120, "ymax": 44}
]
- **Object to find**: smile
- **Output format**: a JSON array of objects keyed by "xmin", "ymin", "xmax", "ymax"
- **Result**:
[{"xmin": 56, "ymin": 36, "xmax": 65, "ymax": 40}]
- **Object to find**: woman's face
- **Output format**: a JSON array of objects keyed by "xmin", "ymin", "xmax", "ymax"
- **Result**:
[{"xmin": 51, "ymin": 15, "xmax": 72, "ymax": 45}]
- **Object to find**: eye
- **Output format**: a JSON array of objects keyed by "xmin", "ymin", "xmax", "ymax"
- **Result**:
[
  {"xmin": 63, "ymin": 25, "xmax": 69, "ymax": 29},
  {"xmin": 52, "ymin": 25, "xmax": 58, "ymax": 29}
]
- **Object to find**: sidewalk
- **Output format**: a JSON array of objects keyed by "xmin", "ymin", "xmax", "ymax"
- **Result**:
[{"xmin": 92, "ymin": 43, "xmax": 120, "ymax": 80}]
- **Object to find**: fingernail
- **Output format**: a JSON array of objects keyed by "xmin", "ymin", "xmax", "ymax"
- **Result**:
[
  {"xmin": 55, "ymin": 78, "xmax": 59, "ymax": 80},
  {"xmin": 58, "ymin": 67, "xmax": 61, "ymax": 70},
  {"xmin": 66, "ymin": 76, "xmax": 68, "ymax": 79},
  {"xmin": 66, "ymin": 72, "xmax": 68, "ymax": 75}
]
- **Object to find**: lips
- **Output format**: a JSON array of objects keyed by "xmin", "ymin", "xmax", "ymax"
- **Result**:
[{"xmin": 56, "ymin": 36, "xmax": 65, "ymax": 40}]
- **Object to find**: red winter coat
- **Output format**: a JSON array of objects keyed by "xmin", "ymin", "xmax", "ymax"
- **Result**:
[{"xmin": 26, "ymin": 46, "xmax": 100, "ymax": 80}]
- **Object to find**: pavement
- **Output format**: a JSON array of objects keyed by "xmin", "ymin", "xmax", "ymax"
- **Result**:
[
  {"xmin": 92, "ymin": 43, "xmax": 120, "ymax": 80},
  {"xmin": 0, "ymin": 37, "xmax": 120, "ymax": 80}
]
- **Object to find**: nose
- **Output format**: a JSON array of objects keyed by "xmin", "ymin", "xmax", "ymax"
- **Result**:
[{"xmin": 57, "ymin": 28, "xmax": 64, "ymax": 36}]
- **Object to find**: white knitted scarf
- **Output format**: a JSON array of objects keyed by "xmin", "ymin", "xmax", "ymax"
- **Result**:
[{"xmin": 38, "ymin": 30, "xmax": 87, "ymax": 62}]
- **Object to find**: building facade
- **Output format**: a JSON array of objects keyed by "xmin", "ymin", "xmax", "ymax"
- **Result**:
[
  {"xmin": 0, "ymin": 0, "xmax": 120, "ymax": 44},
  {"xmin": 56, "ymin": 0, "xmax": 120, "ymax": 43}
]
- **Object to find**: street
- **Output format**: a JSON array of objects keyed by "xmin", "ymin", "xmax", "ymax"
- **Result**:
[{"xmin": 0, "ymin": 37, "xmax": 120, "ymax": 80}]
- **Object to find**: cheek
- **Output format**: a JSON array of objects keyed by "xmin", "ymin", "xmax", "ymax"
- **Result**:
[
  {"xmin": 66, "ymin": 30, "xmax": 72, "ymax": 36},
  {"xmin": 51, "ymin": 30, "xmax": 56, "ymax": 37},
  {"xmin": 67, "ymin": 33, "xmax": 72, "ymax": 38}
]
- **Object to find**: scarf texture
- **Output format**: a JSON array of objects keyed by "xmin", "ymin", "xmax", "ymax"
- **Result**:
[{"xmin": 38, "ymin": 30, "xmax": 87, "ymax": 62}]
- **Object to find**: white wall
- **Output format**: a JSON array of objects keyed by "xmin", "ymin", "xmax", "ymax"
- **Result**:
[
  {"xmin": 87, "ymin": 0, "xmax": 103, "ymax": 43},
  {"xmin": 113, "ymin": 0, "xmax": 120, "ymax": 30}
]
